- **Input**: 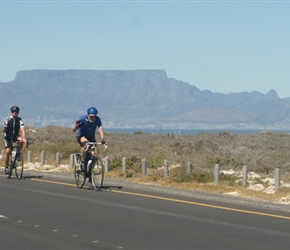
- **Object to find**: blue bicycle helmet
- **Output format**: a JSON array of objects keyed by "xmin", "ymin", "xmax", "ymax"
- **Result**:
[{"xmin": 87, "ymin": 106, "xmax": 98, "ymax": 116}]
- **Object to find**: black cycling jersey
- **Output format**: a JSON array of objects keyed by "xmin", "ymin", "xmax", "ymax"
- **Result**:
[{"xmin": 4, "ymin": 115, "xmax": 24, "ymax": 139}]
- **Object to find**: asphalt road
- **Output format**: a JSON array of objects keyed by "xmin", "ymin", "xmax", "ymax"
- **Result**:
[{"xmin": 1, "ymin": 171, "xmax": 290, "ymax": 250}]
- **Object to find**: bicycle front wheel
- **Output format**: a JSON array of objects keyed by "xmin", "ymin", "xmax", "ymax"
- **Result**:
[
  {"xmin": 74, "ymin": 153, "xmax": 86, "ymax": 188},
  {"xmin": 5, "ymin": 164, "xmax": 12, "ymax": 179},
  {"xmin": 15, "ymin": 153, "xmax": 24, "ymax": 180},
  {"xmin": 91, "ymin": 157, "xmax": 104, "ymax": 191}
]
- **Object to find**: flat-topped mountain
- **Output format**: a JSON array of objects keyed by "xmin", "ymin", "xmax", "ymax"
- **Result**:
[{"xmin": 0, "ymin": 69, "xmax": 289, "ymax": 129}]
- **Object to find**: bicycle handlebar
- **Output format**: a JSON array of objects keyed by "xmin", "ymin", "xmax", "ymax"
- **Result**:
[
  {"xmin": 13, "ymin": 140, "xmax": 30, "ymax": 149},
  {"xmin": 85, "ymin": 142, "xmax": 108, "ymax": 152}
]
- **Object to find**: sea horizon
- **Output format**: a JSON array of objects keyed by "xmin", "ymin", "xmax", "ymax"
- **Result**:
[{"xmin": 105, "ymin": 128, "xmax": 290, "ymax": 135}]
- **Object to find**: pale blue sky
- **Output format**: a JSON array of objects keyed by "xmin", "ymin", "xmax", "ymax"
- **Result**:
[{"xmin": 1, "ymin": 1, "xmax": 290, "ymax": 97}]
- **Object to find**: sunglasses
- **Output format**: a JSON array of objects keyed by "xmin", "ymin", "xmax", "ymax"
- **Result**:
[{"xmin": 12, "ymin": 111, "xmax": 19, "ymax": 113}]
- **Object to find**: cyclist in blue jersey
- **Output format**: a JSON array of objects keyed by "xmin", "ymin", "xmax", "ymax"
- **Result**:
[
  {"xmin": 73, "ymin": 107, "xmax": 106, "ymax": 172},
  {"xmin": 3, "ymin": 106, "xmax": 27, "ymax": 172}
]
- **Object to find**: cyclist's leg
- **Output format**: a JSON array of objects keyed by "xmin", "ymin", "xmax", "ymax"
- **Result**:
[
  {"xmin": 88, "ymin": 137, "xmax": 97, "ymax": 156},
  {"xmin": 16, "ymin": 136, "xmax": 24, "ymax": 151},
  {"xmin": 78, "ymin": 136, "xmax": 89, "ymax": 172},
  {"xmin": 79, "ymin": 136, "xmax": 96, "ymax": 160},
  {"xmin": 78, "ymin": 136, "xmax": 88, "ymax": 162},
  {"xmin": 3, "ymin": 137, "xmax": 12, "ymax": 169}
]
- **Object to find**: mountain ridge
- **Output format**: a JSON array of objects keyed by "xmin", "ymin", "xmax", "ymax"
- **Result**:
[{"xmin": 0, "ymin": 69, "xmax": 289, "ymax": 130}]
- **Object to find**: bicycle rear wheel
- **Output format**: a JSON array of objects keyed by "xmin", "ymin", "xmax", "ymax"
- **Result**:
[
  {"xmin": 74, "ymin": 153, "xmax": 86, "ymax": 188},
  {"xmin": 91, "ymin": 157, "xmax": 104, "ymax": 191},
  {"xmin": 15, "ymin": 153, "xmax": 24, "ymax": 180}
]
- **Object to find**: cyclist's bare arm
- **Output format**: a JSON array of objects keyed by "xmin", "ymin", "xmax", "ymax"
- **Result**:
[
  {"xmin": 3, "ymin": 121, "xmax": 7, "ymax": 132},
  {"xmin": 72, "ymin": 119, "xmax": 81, "ymax": 132},
  {"xmin": 19, "ymin": 126, "xmax": 27, "ymax": 143},
  {"xmin": 98, "ymin": 126, "xmax": 105, "ymax": 141}
]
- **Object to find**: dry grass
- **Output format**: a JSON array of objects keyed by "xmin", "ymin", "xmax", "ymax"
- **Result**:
[
  {"xmin": 2, "ymin": 126, "xmax": 290, "ymax": 202},
  {"xmin": 21, "ymin": 127, "xmax": 290, "ymax": 173}
]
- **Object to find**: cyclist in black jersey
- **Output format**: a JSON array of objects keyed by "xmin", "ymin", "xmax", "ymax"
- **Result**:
[{"xmin": 2, "ymin": 106, "xmax": 27, "ymax": 170}]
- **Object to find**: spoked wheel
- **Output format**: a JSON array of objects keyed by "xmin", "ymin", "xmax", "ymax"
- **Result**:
[
  {"xmin": 5, "ymin": 165, "xmax": 12, "ymax": 179},
  {"xmin": 91, "ymin": 157, "xmax": 104, "ymax": 191},
  {"xmin": 74, "ymin": 153, "xmax": 86, "ymax": 188},
  {"xmin": 15, "ymin": 153, "xmax": 24, "ymax": 180}
]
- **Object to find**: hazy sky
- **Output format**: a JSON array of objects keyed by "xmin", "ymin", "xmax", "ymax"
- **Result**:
[{"xmin": 1, "ymin": 0, "xmax": 290, "ymax": 97}]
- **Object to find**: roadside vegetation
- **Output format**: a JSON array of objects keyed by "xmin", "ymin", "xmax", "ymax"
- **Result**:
[{"xmin": 4, "ymin": 126, "xmax": 290, "ymax": 201}]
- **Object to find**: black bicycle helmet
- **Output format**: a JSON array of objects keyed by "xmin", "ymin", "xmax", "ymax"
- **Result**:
[
  {"xmin": 87, "ymin": 106, "xmax": 98, "ymax": 116},
  {"xmin": 11, "ymin": 106, "xmax": 20, "ymax": 113}
]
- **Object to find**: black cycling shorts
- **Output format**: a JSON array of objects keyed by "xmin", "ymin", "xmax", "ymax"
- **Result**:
[
  {"xmin": 76, "ymin": 136, "xmax": 96, "ymax": 147},
  {"xmin": 4, "ymin": 135, "xmax": 19, "ymax": 148}
]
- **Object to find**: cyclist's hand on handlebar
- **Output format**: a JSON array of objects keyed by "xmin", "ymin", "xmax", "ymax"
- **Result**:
[{"xmin": 101, "ymin": 139, "xmax": 106, "ymax": 145}]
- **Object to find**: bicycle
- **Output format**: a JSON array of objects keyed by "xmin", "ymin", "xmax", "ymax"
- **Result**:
[
  {"xmin": 5, "ymin": 140, "xmax": 29, "ymax": 180},
  {"xmin": 74, "ymin": 142, "xmax": 107, "ymax": 191}
]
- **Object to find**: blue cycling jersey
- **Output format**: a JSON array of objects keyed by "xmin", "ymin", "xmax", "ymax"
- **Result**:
[{"xmin": 76, "ymin": 115, "xmax": 102, "ymax": 138}]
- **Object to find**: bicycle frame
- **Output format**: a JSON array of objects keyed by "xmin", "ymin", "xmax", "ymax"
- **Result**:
[{"xmin": 84, "ymin": 142, "xmax": 97, "ymax": 164}]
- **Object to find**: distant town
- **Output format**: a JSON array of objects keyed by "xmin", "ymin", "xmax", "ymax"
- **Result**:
[{"xmin": 22, "ymin": 117, "xmax": 290, "ymax": 133}]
